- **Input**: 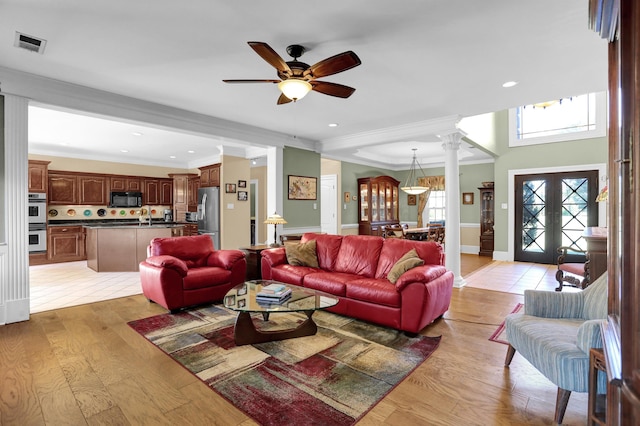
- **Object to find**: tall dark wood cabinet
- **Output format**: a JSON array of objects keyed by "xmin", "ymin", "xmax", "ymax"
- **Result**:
[
  {"xmin": 478, "ymin": 185, "xmax": 494, "ymax": 257},
  {"xmin": 357, "ymin": 176, "xmax": 400, "ymax": 236},
  {"xmin": 591, "ymin": 1, "xmax": 640, "ymax": 423}
]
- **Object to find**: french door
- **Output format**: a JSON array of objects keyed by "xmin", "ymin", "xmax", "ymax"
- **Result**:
[{"xmin": 514, "ymin": 170, "xmax": 599, "ymax": 264}]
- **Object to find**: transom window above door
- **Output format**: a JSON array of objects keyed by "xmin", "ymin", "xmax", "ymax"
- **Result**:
[{"xmin": 508, "ymin": 92, "xmax": 607, "ymax": 147}]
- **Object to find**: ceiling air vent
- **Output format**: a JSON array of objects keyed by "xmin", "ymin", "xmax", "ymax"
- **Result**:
[{"xmin": 14, "ymin": 32, "xmax": 47, "ymax": 54}]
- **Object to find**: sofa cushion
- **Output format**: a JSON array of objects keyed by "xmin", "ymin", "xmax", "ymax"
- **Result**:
[
  {"xmin": 302, "ymin": 233, "xmax": 343, "ymax": 270},
  {"xmin": 333, "ymin": 235, "xmax": 384, "ymax": 278},
  {"xmin": 345, "ymin": 278, "xmax": 401, "ymax": 308},
  {"xmin": 387, "ymin": 249, "xmax": 425, "ymax": 284},
  {"xmin": 183, "ymin": 267, "xmax": 231, "ymax": 290},
  {"xmin": 375, "ymin": 239, "xmax": 443, "ymax": 278},
  {"xmin": 149, "ymin": 235, "xmax": 214, "ymax": 267},
  {"xmin": 303, "ymin": 271, "xmax": 358, "ymax": 296},
  {"xmin": 270, "ymin": 265, "xmax": 318, "ymax": 286},
  {"xmin": 583, "ymin": 272, "xmax": 608, "ymax": 320},
  {"xmin": 285, "ymin": 240, "xmax": 319, "ymax": 268}
]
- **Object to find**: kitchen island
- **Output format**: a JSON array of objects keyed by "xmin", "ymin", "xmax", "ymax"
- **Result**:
[{"xmin": 85, "ymin": 224, "xmax": 184, "ymax": 272}]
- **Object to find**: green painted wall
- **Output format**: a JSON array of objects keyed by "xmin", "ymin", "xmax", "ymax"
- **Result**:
[
  {"xmin": 459, "ymin": 163, "xmax": 495, "ymax": 223},
  {"xmin": 282, "ymin": 146, "xmax": 321, "ymax": 228},
  {"xmin": 492, "ymin": 110, "xmax": 608, "ymax": 252}
]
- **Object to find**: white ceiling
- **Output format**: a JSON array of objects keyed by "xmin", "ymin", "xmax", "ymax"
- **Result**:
[{"xmin": 0, "ymin": 0, "xmax": 608, "ymax": 169}]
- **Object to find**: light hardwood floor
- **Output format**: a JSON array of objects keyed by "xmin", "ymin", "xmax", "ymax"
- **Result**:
[{"xmin": 2, "ymin": 256, "xmax": 588, "ymax": 425}]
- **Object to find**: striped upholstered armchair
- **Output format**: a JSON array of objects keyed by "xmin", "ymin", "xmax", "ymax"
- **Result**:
[{"xmin": 503, "ymin": 272, "xmax": 608, "ymax": 424}]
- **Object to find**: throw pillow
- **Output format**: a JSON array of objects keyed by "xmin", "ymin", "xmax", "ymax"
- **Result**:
[
  {"xmin": 285, "ymin": 240, "xmax": 319, "ymax": 268},
  {"xmin": 387, "ymin": 248, "xmax": 424, "ymax": 284}
]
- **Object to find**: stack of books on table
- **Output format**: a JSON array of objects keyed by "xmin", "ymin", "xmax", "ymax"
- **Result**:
[{"xmin": 256, "ymin": 283, "xmax": 292, "ymax": 305}]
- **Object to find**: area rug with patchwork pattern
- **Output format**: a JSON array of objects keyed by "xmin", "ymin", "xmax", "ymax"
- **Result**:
[
  {"xmin": 128, "ymin": 305, "xmax": 441, "ymax": 426},
  {"xmin": 489, "ymin": 303, "xmax": 524, "ymax": 344}
]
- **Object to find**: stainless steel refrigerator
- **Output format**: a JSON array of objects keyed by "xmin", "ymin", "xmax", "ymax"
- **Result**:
[{"xmin": 197, "ymin": 186, "xmax": 220, "ymax": 250}]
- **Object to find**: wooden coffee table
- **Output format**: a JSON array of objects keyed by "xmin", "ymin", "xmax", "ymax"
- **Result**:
[{"xmin": 223, "ymin": 280, "xmax": 339, "ymax": 346}]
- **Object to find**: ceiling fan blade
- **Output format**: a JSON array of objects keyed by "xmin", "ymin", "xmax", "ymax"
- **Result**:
[
  {"xmin": 305, "ymin": 51, "xmax": 361, "ymax": 79},
  {"xmin": 248, "ymin": 42, "xmax": 292, "ymax": 76},
  {"xmin": 310, "ymin": 81, "xmax": 356, "ymax": 98},
  {"xmin": 277, "ymin": 93, "xmax": 293, "ymax": 105},
  {"xmin": 222, "ymin": 79, "xmax": 281, "ymax": 84}
]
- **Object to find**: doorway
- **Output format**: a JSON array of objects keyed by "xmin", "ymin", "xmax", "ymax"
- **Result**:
[
  {"xmin": 514, "ymin": 170, "xmax": 599, "ymax": 264},
  {"xmin": 321, "ymin": 175, "xmax": 338, "ymax": 234}
]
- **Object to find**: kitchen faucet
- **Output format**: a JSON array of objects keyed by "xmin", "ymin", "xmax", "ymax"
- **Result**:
[{"xmin": 148, "ymin": 206, "xmax": 152, "ymax": 226}]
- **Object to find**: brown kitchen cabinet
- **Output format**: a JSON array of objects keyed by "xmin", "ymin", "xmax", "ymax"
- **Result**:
[
  {"xmin": 110, "ymin": 176, "xmax": 142, "ymax": 192},
  {"xmin": 170, "ymin": 173, "xmax": 198, "ymax": 223},
  {"xmin": 49, "ymin": 172, "xmax": 79, "ymax": 205},
  {"xmin": 188, "ymin": 176, "xmax": 200, "ymax": 211},
  {"xmin": 79, "ymin": 175, "xmax": 107, "ymax": 205},
  {"xmin": 143, "ymin": 178, "xmax": 173, "ymax": 205},
  {"xmin": 183, "ymin": 223, "xmax": 198, "ymax": 236},
  {"xmin": 357, "ymin": 175, "xmax": 400, "ymax": 236},
  {"xmin": 48, "ymin": 225, "xmax": 86, "ymax": 262},
  {"xmin": 49, "ymin": 172, "xmax": 107, "ymax": 205},
  {"xmin": 28, "ymin": 160, "xmax": 50, "ymax": 193},
  {"xmin": 160, "ymin": 178, "xmax": 173, "ymax": 205},
  {"xmin": 143, "ymin": 179, "xmax": 160, "ymax": 205},
  {"xmin": 199, "ymin": 164, "xmax": 220, "ymax": 187}
]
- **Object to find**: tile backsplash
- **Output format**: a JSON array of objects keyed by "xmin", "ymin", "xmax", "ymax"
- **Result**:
[{"xmin": 47, "ymin": 205, "xmax": 171, "ymax": 221}]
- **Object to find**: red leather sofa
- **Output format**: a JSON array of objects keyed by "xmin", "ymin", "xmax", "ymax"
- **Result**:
[
  {"xmin": 139, "ymin": 234, "xmax": 247, "ymax": 312},
  {"xmin": 261, "ymin": 233, "xmax": 454, "ymax": 334}
]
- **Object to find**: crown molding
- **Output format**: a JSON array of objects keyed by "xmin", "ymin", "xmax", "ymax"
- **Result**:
[
  {"xmin": 318, "ymin": 115, "xmax": 462, "ymax": 152},
  {"xmin": 0, "ymin": 66, "xmax": 316, "ymax": 150}
]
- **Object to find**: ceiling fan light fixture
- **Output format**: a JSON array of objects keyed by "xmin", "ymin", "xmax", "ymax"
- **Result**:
[{"xmin": 278, "ymin": 79, "xmax": 312, "ymax": 101}]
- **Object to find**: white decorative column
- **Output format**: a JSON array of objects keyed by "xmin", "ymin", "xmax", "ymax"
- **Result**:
[
  {"xmin": 1, "ymin": 94, "xmax": 30, "ymax": 324},
  {"xmin": 265, "ymin": 146, "xmax": 284, "ymax": 246},
  {"xmin": 441, "ymin": 130, "xmax": 466, "ymax": 288}
]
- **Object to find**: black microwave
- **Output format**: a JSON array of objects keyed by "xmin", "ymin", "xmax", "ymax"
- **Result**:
[{"xmin": 110, "ymin": 191, "xmax": 143, "ymax": 208}]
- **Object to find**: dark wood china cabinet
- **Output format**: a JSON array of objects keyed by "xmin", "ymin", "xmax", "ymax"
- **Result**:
[
  {"xmin": 357, "ymin": 176, "xmax": 400, "ymax": 236},
  {"xmin": 590, "ymin": 0, "xmax": 640, "ymax": 423},
  {"xmin": 478, "ymin": 185, "xmax": 494, "ymax": 257}
]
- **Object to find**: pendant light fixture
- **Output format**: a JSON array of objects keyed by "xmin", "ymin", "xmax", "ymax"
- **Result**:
[{"xmin": 401, "ymin": 148, "xmax": 429, "ymax": 195}]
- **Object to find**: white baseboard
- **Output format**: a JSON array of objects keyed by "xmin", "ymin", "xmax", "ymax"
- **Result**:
[
  {"xmin": 493, "ymin": 251, "xmax": 511, "ymax": 261},
  {"xmin": 460, "ymin": 245, "xmax": 479, "ymax": 254}
]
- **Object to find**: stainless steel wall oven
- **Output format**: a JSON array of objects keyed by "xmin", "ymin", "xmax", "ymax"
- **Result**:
[{"xmin": 28, "ymin": 192, "xmax": 47, "ymax": 253}]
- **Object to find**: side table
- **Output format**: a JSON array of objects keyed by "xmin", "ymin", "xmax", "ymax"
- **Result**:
[
  {"xmin": 589, "ymin": 348, "xmax": 607, "ymax": 426},
  {"xmin": 240, "ymin": 245, "xmax": 271, "ymax": 281}
]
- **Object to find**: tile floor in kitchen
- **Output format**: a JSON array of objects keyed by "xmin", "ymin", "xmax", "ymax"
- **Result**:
[{"xmin": 29, "ymin": 261, "xmax": 142, "ymax": 314}]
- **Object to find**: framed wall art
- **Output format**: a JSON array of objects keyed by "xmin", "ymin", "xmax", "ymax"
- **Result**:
[
  {"xmin": 238, "ymin": 180, "xmax": 247, "ymax": 188},
  {"xmin": 407, "ymin": 194, "xmax": 417, "ymax": 206},
  {"xmin": 288, "ymin": 175, "xmax": 317, "ymax": 200},
  {"xmin": 238, "ymin": 191, "xmax": 248, "ymax": 201},
  {"xmin": 225, "ymin": 183, "xmax": 236, "ymax": 193},
  {"xmin": 462, "ymin": 192, "xmax": 474, "ymax": 205}
]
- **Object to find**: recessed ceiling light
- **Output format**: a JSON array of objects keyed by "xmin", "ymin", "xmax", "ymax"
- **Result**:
[
  {"xmin": 502, "ymin": 81, "xmax": 518, "ymax": 88},
  {"xmin": 132, "ymin": 132, "xmax": 143, "ymax": 136},
  {"xmin": 120, "ymin": 149, "xmax": 129, "ymax": 153},
  {"xmin": 328, "ymin": 123, "xmax": 339, "ymax": 127},
  {"xmin": 187, "ymin": 150, "xmax": 195, "ymax": 154},
  {"xmin": 169, "ymin": 155, "xmax": 176, "ymax": 159}
]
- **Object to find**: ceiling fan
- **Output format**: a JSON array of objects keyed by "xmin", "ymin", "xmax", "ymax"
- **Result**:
[{"xmin": 223, "ymin": 41, "xmax": 361, "ymax": 104}]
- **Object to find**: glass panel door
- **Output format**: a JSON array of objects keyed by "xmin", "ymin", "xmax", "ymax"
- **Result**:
[
  {"xmin": 514, "ymin": 170, "xmax": 598, "ymax": 264},
  {"xmin": 360, "ymin": 183, "xmax": 368, "ymax": 222}
]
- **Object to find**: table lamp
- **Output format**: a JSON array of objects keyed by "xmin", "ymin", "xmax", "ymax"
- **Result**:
[{"xmin": 264, "ymin": 212, "xmax": 287, "ymax": 247}]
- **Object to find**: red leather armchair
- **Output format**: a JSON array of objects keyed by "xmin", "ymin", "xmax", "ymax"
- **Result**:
[{"xmin": 139, "ymin": 234, "xmax": 246, "ymax": 312}]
